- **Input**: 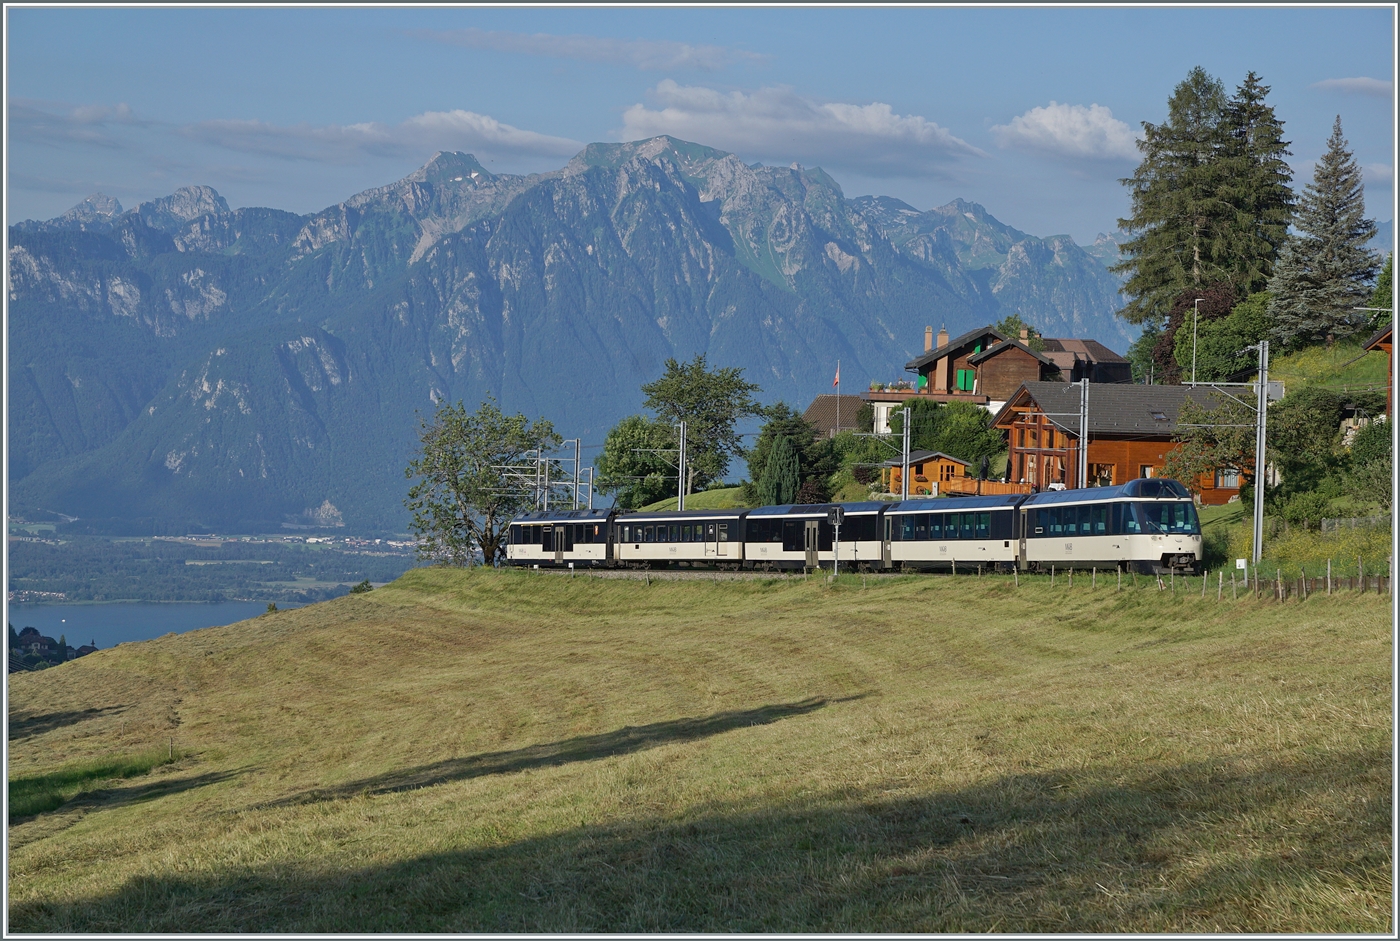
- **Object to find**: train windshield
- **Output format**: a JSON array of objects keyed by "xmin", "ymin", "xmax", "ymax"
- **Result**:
[{"xmin": 1131, "ymin": 501, "xmax": 1200, "ymax": 535}]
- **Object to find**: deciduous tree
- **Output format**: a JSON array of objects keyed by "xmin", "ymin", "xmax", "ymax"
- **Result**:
[
  {"xmin": 595, "ymin": 415, "xmax": 678, "ymax": 510},
  {"xmin": 404, "ymin": 398, "xmax": 560, "ymax": 566},
  {"xmin": 642, "ymin": 354, "xmax": 764, "ymax": 493}
]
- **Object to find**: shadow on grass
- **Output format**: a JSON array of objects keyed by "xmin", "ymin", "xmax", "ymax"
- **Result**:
[
  {"xmin": 264, "ymin": 696, "xmax": 860, "ymax": 808},
  {"xmin": 10, "ymin": 748, "xmax": 1390, "ymax": 933},
  {"xmin": 10, "ymin": 768, "xmax": 242, "ymax": 824},
  {"xmin": 8, "ymin": 705, "xmax": 126, "ymax": 742}
]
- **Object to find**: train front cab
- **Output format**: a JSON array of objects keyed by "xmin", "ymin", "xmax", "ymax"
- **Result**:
[
  {"xmin": 1017, "ymin": 478, "xmax": 1202, "ymax": 575},
  {"xmin": 506, "ymin": 509, "xmax": 615, "ymax": 567}
]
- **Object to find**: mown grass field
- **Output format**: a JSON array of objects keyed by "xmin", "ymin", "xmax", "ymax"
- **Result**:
[{"xmin": 7, "ymin": 567, "xmax": 1392, "ymax": 932}]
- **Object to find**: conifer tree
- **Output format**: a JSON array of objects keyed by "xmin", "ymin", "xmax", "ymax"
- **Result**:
[
  {"xmin": 758, "ymin": 435, "xmax": 801, "ymax": 506},
  {"xmin": 1267, "ymin": 117, "xmax": 1379, "ymax": 347},
  {"xmin": 1113, "ymin": 67, "xmax": 1232, "ymax": 326},
  {"xmin": 1217, "ymin": 72, "xmax": 1295, "ymax": 293}
]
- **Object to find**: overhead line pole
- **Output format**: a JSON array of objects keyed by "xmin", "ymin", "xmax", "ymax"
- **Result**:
[
  {"xmin": 677, "ymin": 421, "xmax": 687, "ymax": 512},
  {"xmin": 900, "ymin": 406, "xmax": 911, "ymax": 501},
  {"xmin": 1255, "ymin": 342, "xmax": 1270, "ymax": 566}
]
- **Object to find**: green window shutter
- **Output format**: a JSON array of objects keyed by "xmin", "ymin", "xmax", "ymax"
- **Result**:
[{"xmin": 956, "ymin": 369, "xmax": 975, "ymax": 391}]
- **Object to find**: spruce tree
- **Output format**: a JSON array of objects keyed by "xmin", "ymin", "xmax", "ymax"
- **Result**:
[
  {"xmin": 1267, "ymin": 117, "xmax": 1380, "ymax": 347},
  {"xmin": 1113, "ymin": 67, "xmax": 1232, "ymax": 326},
  {"xmin": 1217, "ymin": 72, "xmax": 1295, "ymax": 293},
  {"xmin": 758, "ymin": 435, "xmax": 801, "ymax": 506}
]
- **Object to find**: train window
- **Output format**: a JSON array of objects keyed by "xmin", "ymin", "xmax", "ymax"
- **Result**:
[
  {"xmin": 991, "ymin": 510, "xmax": 1013, "ymax": 541},
  {"xmin": 1090, "ymin": 505, "xmax": 1108, "ymax": 535},
  {"xmin": 718, "ymin": 523, "xmax": 728, "ymax": 542},
  {"xmin": 974, "ymin": 513, "xmax": 990, "ymax": 540},
  {"xmin": 681, "ymin": 525, "xmax": 691, "ymax": 542},
  {"xmin": 898, "ymin": 515, "xmax": 915, "ymax": 541},
  {"xmin": 844, "ymin": 515, "xmax": 876, "ymax": 542},
  {"xmin": 1133, "ymin": 501, "xmax": 1200, "ymax": 535},
  {"xmin": 927, "ymin": 514, "xmax": 942, "ymax": 540},
  {"xmin": 914, "ymin": 514, "xmax": 930, "ymax": 540},
  {"xmin": 668, "ymin": 524, "xmax": 679, "ymax": 542},
  {"xmin": 644, "ymin": 525, "xmax": 654, "ymax": 542},
  {"xmin": 1035, "ymin": 508, "xmax": 1048, "ymax": 536}
]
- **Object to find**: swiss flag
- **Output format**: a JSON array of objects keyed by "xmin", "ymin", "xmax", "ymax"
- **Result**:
[{"xmin": 832, "ymin": 362, "xmax": 840, "ymax": 387}]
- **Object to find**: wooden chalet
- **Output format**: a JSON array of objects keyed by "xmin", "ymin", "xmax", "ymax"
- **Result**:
[
  {"xmin": 1363, "ymin": 323, "xmax": 1392, "ymax": 417},
  {"xmin": 881, "ymin": 451, "xmax": 969, "ymax": 497},
  {"xmin": 992, "ymin": 381, "xmax": 1243, "ymax": 504}
]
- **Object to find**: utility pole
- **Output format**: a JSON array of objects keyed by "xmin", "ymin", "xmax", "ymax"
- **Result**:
[
  {"xmin": 900, "ymin": 406, "xmax": 911, "ymax": 501},
  {"xmin": 1252, "ymin": 340, "xmax": 1269, "ymax": 565},
  {"xmin": 676, "ymin": 420, "xmax": 687, "ymax": 511},
  {"xmin": 1078, "ymin": 378, "xmax": 1089, "ymax": 488},
  {"xmin": 572, "ymin": 438, "xmax": 581, "ymax": 509}
]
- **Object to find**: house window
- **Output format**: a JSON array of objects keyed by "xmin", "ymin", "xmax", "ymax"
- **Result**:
[
  {"xmin": 1017, "ymin": 427, "xmax": 1025, "ymax": 448},
  {"xmin": 940, "ymin": 463, "xmax": 957, "ymax": 482},
  {"xmin": 1215, "ymin": 467, "xmax": 1241, "ymax": 488},
  {"xmin": 1139, "ymin": 465, "xmax": 1155, "ymax": 479},
  {"xmin": 956, "ymin": 369, "xmax": 975, "ymax": 391}
]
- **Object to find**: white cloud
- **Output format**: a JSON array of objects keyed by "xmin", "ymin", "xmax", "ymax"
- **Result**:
[
  {"xmin": 1365, "ymin": 163, "xmax": 1393, "ymax": 187},
  {"xmin": 990, "ymin": 101, "xmax": 1139, "ymax": 161},
  {"xmin": 180, "ymin": 110, "xmax": 582, "ymax": 165},
  {"xmin": 620, "ymin": 81, "xmax": 982, "ymax": 177},
  {"xmin": 9, "ymin": 99, "xmax": 145, "ymax": 148},
  {"xmin": 1312, "ymin": 77, "xmax": 1393, "ymax": 98},
  {"xmin": 412, "ymin": 27, "xmax": 763, "ymax": 71}
]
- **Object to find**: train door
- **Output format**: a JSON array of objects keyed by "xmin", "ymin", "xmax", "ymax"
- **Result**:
[
  {"xmin": 554, "ymin": 524, "xmax": 571, "ymax": 564},
  {"xmin": 804, "ymin": 520, "xmax": 820, "ymax": 568},
  {"xmin": 882, "ymin": 515, "xmax": 893, "ymax": 568},
  {"xmin": 703, "ymin": 521, "xmax": 718, "ymax": 558},
  {"xmin": 1017, "ymin": 509, "xmax": 1028, "ymax": 568}
]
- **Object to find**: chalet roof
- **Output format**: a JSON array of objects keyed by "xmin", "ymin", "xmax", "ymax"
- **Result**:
[
  {"xmin": 878, "ymin": 450, "xmax": 970, "ymax": 468},
  {"xmin": 905, "ymin": 325, "xmax": 1008, "ymax": 371},
  {"xmin": 991, "ymin": 381, "xmax": 1228, "ymax": 438},
  {"xmin": 966, "ymin": 337, "xmax": 1055, "ymax": 368},
  {"xmin": 1040, "ymin": 338, "xmax": 1129, "ymax": 363},
  {"xmin": 802, "ymin": 394, "xmax": 865, "ymax": 435},
  {"xmin": 1364, "ymin": 323, "xmax": 1392, "ymax": 351}
]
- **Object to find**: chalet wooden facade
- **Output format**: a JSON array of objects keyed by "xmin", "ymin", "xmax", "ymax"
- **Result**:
[
  {"xmin": 882, "ymin": 451, "xmax": 969, "ymax": 497},
  {"xmin": 860, "ymin": 325, "xmax": 1133, "ymax": 432},
  {"xmin": 992, "ymin": 381, "xmax": 1243, "ymax": 505}
]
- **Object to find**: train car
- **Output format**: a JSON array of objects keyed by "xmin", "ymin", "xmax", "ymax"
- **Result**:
[
  {"xmin": 506, "ymin": 509, "xmax": 615, "ymax": 567},
  {"xmin": 613, "ymin": 509, "xmax": 748, "ymax": 568},
  {"xmin": 884, "ymin": 494, "xmax": 1022, "ymax": 572},
  {"xmin": 742, "ymin": 503, "xmax": 888, "ymax": 571},
  {"xmin": 1018, "ymin": 477, "xmax": 1202, "ymax": 574}
]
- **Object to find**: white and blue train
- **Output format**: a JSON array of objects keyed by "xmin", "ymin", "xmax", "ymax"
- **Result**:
[{"xmin": 506, "ymin": 478, "xmax": 1202, "ymax": 575}]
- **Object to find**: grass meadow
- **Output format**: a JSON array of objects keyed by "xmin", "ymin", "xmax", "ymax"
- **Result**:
[{"xmin": 6, "ymin": 566, "xmax": 1392, "ymax": 932}]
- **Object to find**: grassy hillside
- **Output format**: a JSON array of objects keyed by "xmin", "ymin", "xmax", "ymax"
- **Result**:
[
  {"xmin": 1267, "ymin": 341, "xmax": 1388, "ymax": 395},
  {"xmin": 640, "ymin": 486, "xmax": 750, "ymax": 511},
  {"xmin": 7, "ymin": 568, "xmax": 1391, "ymax": 932}
]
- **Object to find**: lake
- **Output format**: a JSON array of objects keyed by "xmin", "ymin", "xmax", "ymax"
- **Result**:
[{"xmin": 6, "ymin": 601, "xmax": 297, "ymax": 650}]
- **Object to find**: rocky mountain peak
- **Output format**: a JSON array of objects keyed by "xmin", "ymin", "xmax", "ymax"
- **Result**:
[
  {"xmin": 406, "ymin": 152, "xmax": 492, "ymax": 186},
  {"xmin": 130, "ymin": 186, "xmax": 230, "ymax": 234},
  {"xmin": 58, "ymin": 193, "xmax": 123, "ymax": 224}
]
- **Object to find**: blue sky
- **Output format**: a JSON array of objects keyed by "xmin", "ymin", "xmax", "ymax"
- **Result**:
[{"xmin": 6, "ymin": 5, "xmax": 1395, "ymax": 244}]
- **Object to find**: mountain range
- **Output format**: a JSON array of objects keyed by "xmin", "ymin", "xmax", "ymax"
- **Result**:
[{"xmin": 9, "ymin": 135, "xmax": 1138, "ymax": 533}]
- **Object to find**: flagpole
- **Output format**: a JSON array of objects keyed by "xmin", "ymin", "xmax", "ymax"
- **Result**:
[{"xmin": 835, "ymin": 360, "xmax": 840, "ymax": 438}]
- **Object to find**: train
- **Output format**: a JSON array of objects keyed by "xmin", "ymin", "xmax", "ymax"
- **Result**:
[{"xmin": 505, "ymin": 477, "xmax": 1203, "ymax": 575}]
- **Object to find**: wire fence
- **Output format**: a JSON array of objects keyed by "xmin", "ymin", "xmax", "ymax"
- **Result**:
[{"xmin": 1320, "ymin": 515, "xmax": 1391, "ymax": 534}]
